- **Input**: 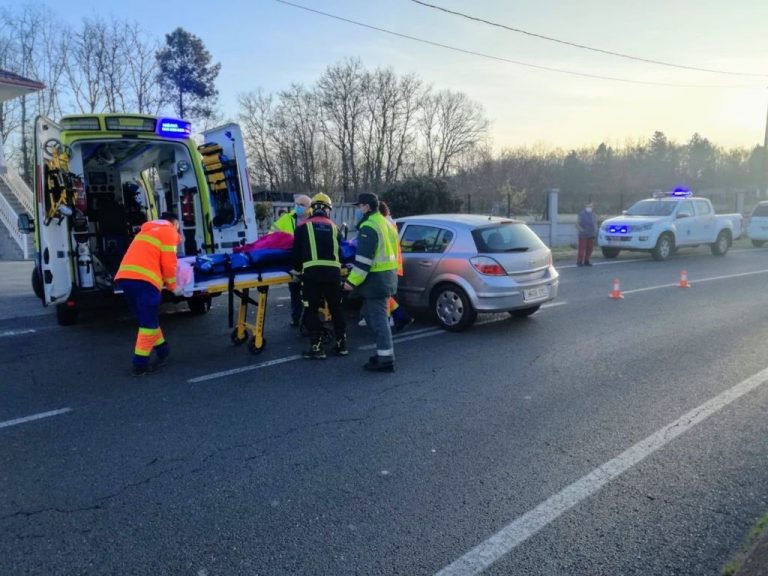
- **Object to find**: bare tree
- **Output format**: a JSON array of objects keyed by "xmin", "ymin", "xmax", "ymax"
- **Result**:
[
  {"xmin": 317, "ymin": 58, "xmax": 365, "ymax": 199},
  {"xmin": 101, "ymin": 19, "xmax": 128, "ymax": 113},
  {"xmin": 418, "ymin": 89, "xmax": 489, "ymax": 178},
  {"xmin": 65, "ymin": 18, "xmax": 108, "ymax": 113},
  {"xmin": 123, "ymin": 23, "xmax": 163, "ymax": 114},
  {"xmin": 238, "ymin": 89, "xmax": 282, "ymax": 191}
]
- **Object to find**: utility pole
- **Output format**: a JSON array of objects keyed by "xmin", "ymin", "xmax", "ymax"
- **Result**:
[{"xmin": 764, "ymin": 92, "xmax": 768, "ymax": 197}]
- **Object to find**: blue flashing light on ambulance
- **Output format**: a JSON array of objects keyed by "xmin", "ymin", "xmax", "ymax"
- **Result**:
[{"xmin": 17, "ymin": 113, "xmax": 258, "ymax": 325}]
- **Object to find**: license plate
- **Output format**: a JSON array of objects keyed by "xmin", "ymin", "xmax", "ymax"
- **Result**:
[
  {"xmin": 606, "ymin": 235, "xmax": 631, "ymax": 241},
  {"xmin": 524, "ymin": 286, "xmax": 549, "ymax": 301}
]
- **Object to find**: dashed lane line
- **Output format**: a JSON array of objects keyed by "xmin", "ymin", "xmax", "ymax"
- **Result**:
[
  {"xmin": 621, "ymin": 268, "xmax": 768, "ymax": 295},
  {"xmin": 434, "ymin": 364, "xmax": 768, "ymax": 575},
  {"xmin": 0, "ymin": 329, "xmax": 36, "ymax": 338},
  {"xmin": 188, "ymin": 301, "xmax": 566, "ymax": 382},
  {"xmin": 0, "ymin": 408, "xmax": 72, "ymax": 430}
]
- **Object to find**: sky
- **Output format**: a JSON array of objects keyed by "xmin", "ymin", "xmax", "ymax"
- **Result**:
[{"xmin": 18, "ymin": 0, "xmax": 768, "ymax": 151}]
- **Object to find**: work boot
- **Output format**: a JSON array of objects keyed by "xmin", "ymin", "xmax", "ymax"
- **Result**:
[
  {"xmin": 131, "ymin": 363, "xmax": 158, "ymax": 377},
  {"xmin": 302, "ymin": 340, "xmax": 326, "ymax": 360},
  {"xmin": 333, "ymin": 335, "xmax": 349, "ymax": 356},
  {"xmin": 363, "ymin": 355, "xmax": 395, "ymax": 373}
]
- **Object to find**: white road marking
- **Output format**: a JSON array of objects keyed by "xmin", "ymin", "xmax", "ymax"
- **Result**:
[
  {"xmin": 0, "ymin": 408, "xmax": 72, "ymax": 430},
  {"xmin": 190, "ymin": 302, "xmax": 568, "ymax": 381},
  {"xmin": 434, "ymin": 365, "xmax": 768, "ymax": 576},
  {"xmin": 188, "ymin": 355, "xmax": 303, "ymax": 383},
  {"xmin": 0, "ymin": 329, "xmax": 36, "ymax": 338},
  {"xmin": 621, "ymin": 268, "xmax": 768, "ymax": 295}
]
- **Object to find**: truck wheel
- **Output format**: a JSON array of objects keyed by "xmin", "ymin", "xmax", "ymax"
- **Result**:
[
  {"xmin": 751, "ymin": 240, "xmax": 765, "ymax": 248},
  {"xmin": 711, "ymin": 230, "xmax": 731, "ymax": 256},
  {"xmin": 56, "ymin": 302, "xmax": 79, "ymax": 326},
  {"xmin": 601, "ymin": 247, "xmax": 620, "ymax": 259},
  {"xmin": 31, "ymin": 266, "xmax": 43, "ymax": 300},
  {"xmin": 651, "ymin": 233, "xmax": 674, "ymax": 261}
]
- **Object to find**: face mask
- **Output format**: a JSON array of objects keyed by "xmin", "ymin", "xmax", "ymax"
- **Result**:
[
  {"xmin": 586, "ymin": 207, "xmax": 593, "ymax": 213},
  {"xmin": 354, "ymin": 208, "xmax": 364, "ymax": 221},
  {"xmin": 295, "ymin": 205, "xmax": 306, "ymax": 216}
]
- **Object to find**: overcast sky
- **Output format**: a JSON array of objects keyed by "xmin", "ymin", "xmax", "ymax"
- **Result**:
[{"xmin": 51, "ymin": 0, "xmax": 768, "ymax": 150}]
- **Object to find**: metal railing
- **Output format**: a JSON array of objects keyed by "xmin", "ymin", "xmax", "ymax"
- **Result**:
[
  {"xmin": 2, "ymin": 171, "xmax": 34, "ymax": 216},
  {"xmin": 0, "ymin": 190, "xmax": 28, "ymax": 259}
]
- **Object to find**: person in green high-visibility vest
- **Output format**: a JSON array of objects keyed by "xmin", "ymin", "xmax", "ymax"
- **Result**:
[
  {"xmin": 343, "ymin": 193, "xmax": 399, "ymax": 373},
  {"xmin": 271, "ymin": 194, "xmax": 311, "ymax": 326}
]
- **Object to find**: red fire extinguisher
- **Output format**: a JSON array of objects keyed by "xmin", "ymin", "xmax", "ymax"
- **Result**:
[{"xmin": 181, "ymin": 187, "xmax": 195, "ymax": 225}]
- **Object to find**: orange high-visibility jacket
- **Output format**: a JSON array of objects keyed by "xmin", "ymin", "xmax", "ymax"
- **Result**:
[{"xmin": 115, "ymin": 220, "xmax": 181, "ymax": 291}]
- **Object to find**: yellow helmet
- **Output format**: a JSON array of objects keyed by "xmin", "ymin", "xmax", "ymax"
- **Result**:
[{"xmin": 310, "ymin": 192, "xmax": 333, "ymax": 212}]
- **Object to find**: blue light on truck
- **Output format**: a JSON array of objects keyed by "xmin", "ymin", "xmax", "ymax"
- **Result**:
[
  {"xmin": 608, "ymin": 225, "xmax": 629, "ymax": 234},
  {"xmin": 157, "ymin": 119, "xmax": 192, "ymax": 138},
  {"xmin": 671, "ymin": 187, "xmax": 692, "ymax": 197}
]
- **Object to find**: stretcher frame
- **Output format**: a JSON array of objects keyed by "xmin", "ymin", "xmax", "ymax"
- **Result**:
[{"xmin": 189, "ymin": 270, "xmax": 293, "ymax": 354}]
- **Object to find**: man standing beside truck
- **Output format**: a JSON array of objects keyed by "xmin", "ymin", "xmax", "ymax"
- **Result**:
[{"xmin": 115, "ymin": 212, "xmax": 182, "ymax": 376}]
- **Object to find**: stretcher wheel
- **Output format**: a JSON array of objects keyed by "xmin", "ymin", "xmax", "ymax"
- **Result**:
[
  {"xmin": 231, "ymin": 328, "xmax": 249, "ymax": 345},
  {"xmin": 249, "ymin": 336, "xmax": 266, "ymax": 354}
]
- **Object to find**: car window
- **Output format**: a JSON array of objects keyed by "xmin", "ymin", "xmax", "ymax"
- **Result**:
[
  {"xmin": 694, "ymin": 200, "xmax": 712, "ymax": 215},
  {"xmin": 472, "ymin": 222, "xmax": 546, "ymax": 253},
  {"xmin": 676, "ymin": 200, "xmax": 694, "ymax": 216},
  {"xmin": 400, "ymin": 224, "xmax": 451, "ymax": 253},
  {"xmin": 752, "ymin": 204, "xmax": 768, "ymax": 217}
]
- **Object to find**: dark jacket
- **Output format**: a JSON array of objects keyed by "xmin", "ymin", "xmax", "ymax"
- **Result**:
[
  {"xmin": 293, "ymin": 215, "xmax": 342, "ymax": 283},
  {"xmin": 577, "ymin": 208, "xmax": 598, "ymax": 238}
]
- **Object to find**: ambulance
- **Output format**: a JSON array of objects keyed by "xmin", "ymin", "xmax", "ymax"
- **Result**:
[{"xmin": 18, "ymin": 113, "xmax": 258, "ymax": 325}]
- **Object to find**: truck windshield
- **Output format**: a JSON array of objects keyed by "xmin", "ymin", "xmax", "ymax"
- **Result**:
[{"xmin": 625, "ymin": 200, "xmax": 676, "ymax": 217}]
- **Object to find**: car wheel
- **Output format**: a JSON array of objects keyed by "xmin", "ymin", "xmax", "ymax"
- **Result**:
[
  {"xmin": 651, "ymin": 233, "xmax": 674, "ymax": 261},
  {"xmin": 710, "ymin": 230, "xmax": 730, "ymax": 256},
  {"xmin": 752, "ymin": 239, "xmax": 765, "ymax": 248},
  {"xmin": 431, "ymin": 283, "xmax": 477, "ymax": 332},
  {"xmin": 56, "ymin": 302, "xmax": 79, "ymax": 326},
  {"xmin": 601, "ymin": 247, "xmax": 620, "ymax": 259},
  {"xmin": 510, "ymin": 305, "xmax": 540, "ymax": 318},
  {"xmin": 31, "ymin": 266, "xmax": 43, "ymax": 300}
]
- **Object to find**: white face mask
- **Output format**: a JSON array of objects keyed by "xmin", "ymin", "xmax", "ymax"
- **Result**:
[{"xmin": 586, "ymin": 207, "xmax": 593, "ymax": 213}]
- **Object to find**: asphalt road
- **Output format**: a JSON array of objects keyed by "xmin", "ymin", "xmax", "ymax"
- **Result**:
[{"xmin": 2, "ymin": 246, "xmax": 768, "ymax": 575}]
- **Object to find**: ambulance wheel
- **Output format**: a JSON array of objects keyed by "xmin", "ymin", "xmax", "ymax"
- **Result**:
[
  {"xmin": 231, "ymin": 328, "xmax": 249, "ymax": 346},
  {"xmin": 31, "ymin": 266, "xmax": 43, "ymax": 300},
  {"xmin": 249, "ymin": 336, "xmax": 266, "ymax": 354},
  {"xmin": 187, "ymin": 296, "xmax": 211, "ymax": 315},
  {"xmin": 56, "ymin": 303, "xmax": 79, "ymax": 326}
]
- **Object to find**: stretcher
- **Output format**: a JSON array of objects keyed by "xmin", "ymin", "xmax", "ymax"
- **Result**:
[{"xmin": 190, "ymin": 270, "xmax": 293, "ymax": 354}]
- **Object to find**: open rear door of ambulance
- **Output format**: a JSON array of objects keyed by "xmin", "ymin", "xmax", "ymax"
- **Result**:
[
  {"xmin": 200, "ymin": 123, "xmax": 257, "ymax": 251},
  {"xmin": 34, "ymin": 115, "xmax": 74, "ymax": 306}
]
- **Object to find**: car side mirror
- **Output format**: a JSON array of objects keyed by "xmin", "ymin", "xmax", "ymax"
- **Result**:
[{"xmin": 18, "ymin": 213, "xmax": 34, "ymax": 234}]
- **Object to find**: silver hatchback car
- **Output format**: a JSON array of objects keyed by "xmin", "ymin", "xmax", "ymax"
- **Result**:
[{"xmin": 394, "ymin": 214, "xmax": 559, "ymax": 331}]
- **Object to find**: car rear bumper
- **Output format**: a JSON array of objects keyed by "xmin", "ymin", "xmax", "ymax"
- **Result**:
[{"xmin": 473, "ymin": 278, "xmax": 559, "ymax": 312}]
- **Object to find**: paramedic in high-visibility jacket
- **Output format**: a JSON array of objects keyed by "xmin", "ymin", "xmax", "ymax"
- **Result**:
[
  {"xmin": 293, "ymin": 193, "xmax": 348, "ymax": 360},
  {"xmin": 271, "ymin": 194, "xmax": 311, "ymax": 326},
  {"xmin": 343, "ymin": 193, "xmax": 400, "ymax": 373},
  {"xmin": 115, "ymin": 212, "xmax": 182, "ymax": 376}
]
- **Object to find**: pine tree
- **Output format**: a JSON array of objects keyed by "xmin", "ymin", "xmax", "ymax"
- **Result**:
[{"xmin": 155, "ymin": 27, "xmax": 220, "ymax": 120}]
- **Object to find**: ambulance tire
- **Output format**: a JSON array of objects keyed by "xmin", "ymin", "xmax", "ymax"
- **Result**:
[
  {"xmin": 187, "ymin": 296, "xmax": 211, "ymax": 315},
  {"xmin": 31, "ymin": 266, "xmax": 43, "ymax": 300},
  {"xmin": 56, "ymin": 303, "xmax": 79, "ymax": 326},
  {"xmin": 249, "ymin": 336, "xmax": 266, "ymax": 354}
]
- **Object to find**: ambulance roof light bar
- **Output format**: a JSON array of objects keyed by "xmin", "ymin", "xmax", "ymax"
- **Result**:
[{"xmin": 157, "ymin": 118, "xmax": 192, "ymax": 138}]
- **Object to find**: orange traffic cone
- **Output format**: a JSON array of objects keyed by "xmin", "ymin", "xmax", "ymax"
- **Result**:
[
  {"xmin": 609, "ymin": 278, "xmax": 624, "ymax": 299},
  {"xmin": 679, "ymin": 270, "xmax": 691, "ymax": 288}
]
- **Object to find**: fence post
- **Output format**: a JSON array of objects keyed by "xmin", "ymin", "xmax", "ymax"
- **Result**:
[{"xmin": 546, "ymin": 189, "xmax": 559, "ymax": 247}]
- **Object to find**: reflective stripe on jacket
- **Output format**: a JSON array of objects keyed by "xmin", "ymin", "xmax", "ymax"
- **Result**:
[
  {"xmin": 347, "ymin": 212, "xmax": 399, "ymax": 287},
  {"xmin": 115, "ymin": 220, "xmax": 180, "ymax": 291},
  {"xmin": 293, "ymin": 215, "xmax": 342, "ymax": 283}
]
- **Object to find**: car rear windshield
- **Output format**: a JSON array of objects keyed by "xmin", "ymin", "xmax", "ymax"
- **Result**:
[
  {"xmin": 752, "ymin": 204, "xmax": 768, "ymax": 217},
  {"xmin": 472, "ymin": 222, "xmax": 546, "ymax": 253}
]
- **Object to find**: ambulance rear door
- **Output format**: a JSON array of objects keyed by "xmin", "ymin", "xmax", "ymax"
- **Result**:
[
  {"xmin": 200, "ymin": 123, "xmax": 257, "ymax": 251},
  {"xmin": 34, "ymin": 116, "xmax": 74, "ymax": 305}
]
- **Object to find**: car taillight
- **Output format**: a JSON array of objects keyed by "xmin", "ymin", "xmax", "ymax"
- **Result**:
[{"xmin": 470, "ymin": 256, "xmax": 506, "ymax": 275}]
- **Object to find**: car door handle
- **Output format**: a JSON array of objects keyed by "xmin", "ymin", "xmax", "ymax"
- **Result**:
[{"xmin": 418, "ymin": 260, "xmax": 433, "ymax": 267}]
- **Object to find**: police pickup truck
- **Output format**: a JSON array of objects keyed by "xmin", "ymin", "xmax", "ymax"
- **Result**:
[{"xmin": 598, "ymin": 189, "xmax": 743, "ymax": 261}]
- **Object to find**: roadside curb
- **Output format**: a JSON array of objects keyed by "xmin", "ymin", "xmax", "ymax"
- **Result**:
[{"xmin": 725, "ymin": 513, "xmax": 768, "ymax": 576}]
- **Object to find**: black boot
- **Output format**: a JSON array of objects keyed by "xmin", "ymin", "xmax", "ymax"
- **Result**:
[
  {"xmin": 333, "ymin": 335, "xmax": 349, "ymax": 356},
  {"xmin": 363, "ymin": 355, "xmax": 395, "ymax": 373},
  {"xmin": 302, "ymin": 338, "xmax": 326, "ymax": 360}
]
